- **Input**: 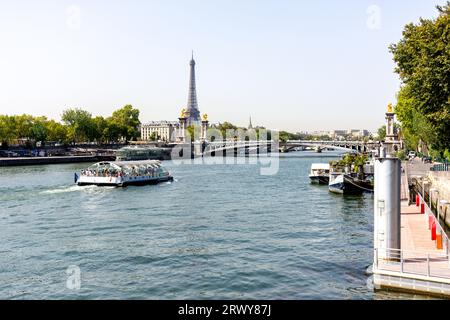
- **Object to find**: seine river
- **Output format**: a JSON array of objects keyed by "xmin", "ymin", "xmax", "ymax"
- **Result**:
[{"xmin": 0, "ymin": 152, "xmax": 428, "ymax": 299}]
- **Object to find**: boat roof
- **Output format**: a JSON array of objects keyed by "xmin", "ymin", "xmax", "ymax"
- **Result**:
[
  {"xmin": 112, "ymin": 160, "xmax": 161, "ymax": 166},
  {"xmin": 87, "ymin": 160, "xmax": 162, "ymax": 168},
  {"xmin": 311, "ymin": 163, "xmax": 330, "ymax": 170}
]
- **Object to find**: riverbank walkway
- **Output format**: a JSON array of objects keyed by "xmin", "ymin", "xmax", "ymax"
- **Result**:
[
  {"xmin": 401, "ymin": 159, "xmax": 439, "ymax": 253},
  {"xmin": 373, "ymin": 159, "xmax": 450, "ymax": 297}
]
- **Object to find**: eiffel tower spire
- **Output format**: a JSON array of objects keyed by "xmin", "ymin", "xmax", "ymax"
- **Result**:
[{"xmin": 185, "ymin": 52, "xmax": 201, "ymax": 126}]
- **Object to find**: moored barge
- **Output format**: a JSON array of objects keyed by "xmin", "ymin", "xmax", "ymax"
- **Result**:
[{"xmin": 328, "ymin": 173, "xmax": 374, "ymax": 194}]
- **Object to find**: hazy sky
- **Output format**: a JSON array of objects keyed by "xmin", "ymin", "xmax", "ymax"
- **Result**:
[{"xmin": 0, "ymin": 0, "xmax": 446, "ymax": 132}]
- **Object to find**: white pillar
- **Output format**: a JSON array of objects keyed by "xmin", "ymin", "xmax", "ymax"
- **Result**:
[
  {"xmin": 374, "ymin": 157, "xmax": 401, "ymax": 259},
  {"xmin": 178, "ymin": 118, "xmax": 187, "ymax": 142},
  {"xmin": 201, "ymin": 120, "xmax": 209, "ymax": 141}
]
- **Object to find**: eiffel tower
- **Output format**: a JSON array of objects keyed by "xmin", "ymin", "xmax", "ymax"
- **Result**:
[{"xmin": 185, "ymin": 52, "xmax": 201, "ymax": 126}]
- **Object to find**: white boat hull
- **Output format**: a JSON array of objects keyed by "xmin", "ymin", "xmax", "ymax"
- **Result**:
[
  {"xmin": 77, "ymin": 174, "xmax": 173, "ymax": 187},
  {"xmin": 329, "ymin": 174, "xmax": 345, "ymax": 194}
]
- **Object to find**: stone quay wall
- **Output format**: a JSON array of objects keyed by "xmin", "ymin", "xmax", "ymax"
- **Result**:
[{"xmin": 428, "ymin": 171, "xmax": 450, "ymax": 227}]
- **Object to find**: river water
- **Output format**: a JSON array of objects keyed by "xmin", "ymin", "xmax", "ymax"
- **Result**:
[{"xmin": 0, "ymin": 152, "xmax": 429, "ymax": 299}]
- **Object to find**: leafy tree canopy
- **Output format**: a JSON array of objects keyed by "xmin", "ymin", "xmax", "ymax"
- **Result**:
[
  {"xmin": 390, "ymin": 2, "xmax": 450, "ymax": 153},
  {"xmin": 109, "ymin": 105, "xmax": 140, "ymax": 142}
]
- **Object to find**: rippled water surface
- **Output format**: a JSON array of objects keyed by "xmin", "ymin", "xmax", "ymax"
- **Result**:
[{"xmin": 0, "ymin": 153, "xmax": 428, "ymax": 299}]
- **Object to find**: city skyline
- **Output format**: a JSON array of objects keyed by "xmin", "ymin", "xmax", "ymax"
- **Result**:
[{"xmin": 0, "ymin": 0, "xmax": 447, "ymax": 132}]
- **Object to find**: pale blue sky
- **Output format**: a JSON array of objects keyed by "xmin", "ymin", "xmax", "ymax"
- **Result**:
[{"xmin": 0, "ymin": 0, "xmax": 446, "ymax": 132}]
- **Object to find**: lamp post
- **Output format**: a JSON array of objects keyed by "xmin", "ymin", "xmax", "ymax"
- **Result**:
[
  {"xmin": 201, "ymin": 114, "xmax": 209, "ymax": 141},
  {"xmin": 178, "ymin": 109, "xmax": 188, "ymax": 143}
]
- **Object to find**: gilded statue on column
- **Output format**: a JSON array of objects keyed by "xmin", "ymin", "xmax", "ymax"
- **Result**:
[{"xmin": 387, "ymin": 103, "xmax": 393, "ymax": 113}]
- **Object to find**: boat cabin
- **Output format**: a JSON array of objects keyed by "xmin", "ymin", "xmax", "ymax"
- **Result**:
[
  {"xmin": 76, "ymin": 160, "xmax": 173, "ymax": 187},
  {"xmin": 309, "ymin": 163, "xmax": 330, "ymax": 176}
]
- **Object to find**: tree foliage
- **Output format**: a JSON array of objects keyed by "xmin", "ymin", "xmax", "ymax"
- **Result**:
[
  {"xmin": 0, "ymin": 105, "xmax": 141, "ymax": 146},
  {"xmin": 186, "ymin": 125, "xmax": 201, "ymax": 142},
  {"xmin": 377, "ymin": 125, "xmax": 386, "ymax": 141},
  {"xmin": 216, "ymin": 122, "xmax": 238, "ymax": 138},
  {"xmin": 390, "ymin": 2, "xmax": 450, "ymax": 154},
  {"xmin": 61, "ymin": 108, "xmax": 94, "ymax": 143},
  {"xmin": 109, "ymin": 105, "xmax": 140, "ymax": 142}
]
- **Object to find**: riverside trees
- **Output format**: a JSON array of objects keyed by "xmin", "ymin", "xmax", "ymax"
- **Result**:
[
  {"xmin": 390, "ymin": 3, "xmax": 450, "ymax": 158},
  {"xmin": 0, "ymin": 105, "xmax": 141, "ymax": 147}
]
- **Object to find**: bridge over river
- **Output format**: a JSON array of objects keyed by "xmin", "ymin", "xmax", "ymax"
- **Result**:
[
  {"xmin": 169, "ymin": 140, "xmax": 380, "ymax": 158},
  {"xmin": 282, "ymin": 140, "xmax": 379, "ymax": 153}
]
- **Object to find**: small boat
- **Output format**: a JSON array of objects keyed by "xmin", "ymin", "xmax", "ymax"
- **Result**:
[
  {"xmin": 329, "ymin": 172, "xmax": 374, "ymax": 194},
  {"xmin": 309, "ymin": 163, "xmax": 330, "ymax": 185},
  {"xmin": 329, "ymin": 173, "xmax": 345, "ymax": 194},
  {"xmin": 74, "ymin": 160, "xmax": 173, "ymax": 187}
]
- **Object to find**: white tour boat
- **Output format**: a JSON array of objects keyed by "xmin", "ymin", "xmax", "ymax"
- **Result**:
[{"xmin": 74, "ymin": 160, "xmax": 173, "ymax": 187}]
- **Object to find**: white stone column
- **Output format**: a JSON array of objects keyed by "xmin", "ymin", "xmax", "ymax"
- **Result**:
[
  {"xmin": 201, "ymin": 120, "xmax": 209, "ymax": 141},
  {"xmin": 178, "ymin": 117, "xmax": 187, "ymax": 143}
]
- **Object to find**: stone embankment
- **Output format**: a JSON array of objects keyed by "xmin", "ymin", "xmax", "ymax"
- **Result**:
[
  {"xmin": 428, "ymin": 171, "xmax": 450, "ymax": 227},
  {"xmin": 0, "ymin": 155, "xmax": 116, "ymax": 167}
]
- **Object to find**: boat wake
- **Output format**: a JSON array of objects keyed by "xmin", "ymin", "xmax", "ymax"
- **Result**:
[
  {"xmin": 41, "ymin": 185, "xmax": 102, "ymax": 195},
  {"xmin": 165, "ymin": 178, "xmax": 179, "ymax": 185}
]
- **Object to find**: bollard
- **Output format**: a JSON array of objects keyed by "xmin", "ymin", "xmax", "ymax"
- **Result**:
[
  {"xmin": 421, "ymin": 203, "xmax": 425, "ymax": 214},
  {"xmin": 416, "ymin": 194, "xmax": 420, "ymax": 207},
  {"xmin": 429, "ymin": 215, "xmax": 433, "ymax": 230},
  {"xmin": 431, "ymin": 221, "xmax": 437, "ymax": 241},
  {"xmin": 437, "ymin": 228, "xmax": 443, "ymax": 250}
]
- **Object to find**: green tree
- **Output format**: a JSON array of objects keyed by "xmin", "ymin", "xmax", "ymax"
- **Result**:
[
  {"xmin": 0, "ymin": 115, "xmax": 15, "ymax": 144},
  {"xmin": 91, "ymin": 116, "xmax": 108, "ymax": 144},
  {"xmin": 390, "ymin": 3, "xmax": 450, "ymax": 154},
  {"xmin": 217, "ymin": 122, "xmax": 238, "ymax": 138},
  {"xmin": 110, "ymin": 105, "xmax": 140, "ymax": 142},
  {"xmin": 45, "ymin": 120, "xmax": 69, "ymax": 144},
  {"xmin": 14, "ymin": 114, "xmax": 34, "ymax": 141},
  {"xmin": 186, "ymin": 125, "xmax": 201, "ymax": 142},
  {"xmin": 279, "ymin": 131, "xmax": 302, "ymax": 142},
  {"xmin": 444, "ymin": 149, "xmax": 450, "ymax": 162},
  {"xmin": 149, "ymin": 132, "xmax": 159, "ymax": 141},
  {"xmin": 61, "ymin": 108, "xmax": 94, "ymax": 144},
  {"xmin": 104, "ymin": 118, "xmax": 121, "ymax": 143},
  {"xmin": 30, "ymin": 117, "xmax": 49, "ymax": 144},
  {"xmin": 0, "ymin": 114, "xmax": 71, "ymax": 146},
  {"xmin": 377, "ymin": 125, "xmax": 386, "ymax": 141},
  {"xmin": 395, "ymin": 86, "xmax": 438, "ymax": 152}
]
